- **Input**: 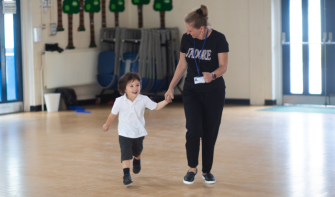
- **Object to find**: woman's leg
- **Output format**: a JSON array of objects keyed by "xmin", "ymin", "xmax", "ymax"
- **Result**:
[
  {"xmin": 201, "ymin": 87, "xmax": 225, "ymax": 174},
  {"xmin": 182, "ymin": 88, "xmax": 204, "ymax": 170}
]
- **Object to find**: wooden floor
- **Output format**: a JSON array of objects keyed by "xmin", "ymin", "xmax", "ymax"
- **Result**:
[{"xmin": 0, "ymin": 103, "xmax": 334, "ymax": 197}]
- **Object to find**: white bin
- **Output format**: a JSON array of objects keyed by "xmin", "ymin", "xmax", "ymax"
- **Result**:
[{"xmin": 44, "ymin": 93, "xmax": 61, "ymax": 112}]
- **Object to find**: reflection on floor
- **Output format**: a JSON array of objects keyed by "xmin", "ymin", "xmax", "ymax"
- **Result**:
[
  {"xmin": 259, "ymin": 106, "xmax": 335, "ymax": 114},
  {"xmin": 0, "ymin": 104, "xmax": 334, "ymax": 197}
]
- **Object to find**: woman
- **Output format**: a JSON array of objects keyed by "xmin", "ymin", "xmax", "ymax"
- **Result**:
[{"xmin": 165, "ymin": 5, "xmax": 229, "ymax": 184}]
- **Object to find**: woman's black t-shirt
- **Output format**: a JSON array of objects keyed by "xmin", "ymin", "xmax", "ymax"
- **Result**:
[{"xmin": 180, "ymin": 29, "xmax": 229, "ymax": 90}]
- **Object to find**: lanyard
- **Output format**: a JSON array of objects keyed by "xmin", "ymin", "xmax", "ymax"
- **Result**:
[{"xmin": 193, "ymin": 28, "xmax": 209, "ymax": 76}]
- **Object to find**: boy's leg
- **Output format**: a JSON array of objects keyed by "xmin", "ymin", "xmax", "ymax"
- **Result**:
[
  {"xmin": 132, "ymin": 136, "xmax": 144, "ymax": 157},
  {"xmin": 132, "ymin": 136, "xmax": 144, "ymax": 174},
  {"xmin": 119, "ymin": 136, "xmax": 134, "ymax": 162},
  {"xmin": 119, "ymin": 136, "xmax": 134, "ymax": 185},
  {"xmin": 122, "ymin": 160, "xmax": 131, "ymax": 168}
]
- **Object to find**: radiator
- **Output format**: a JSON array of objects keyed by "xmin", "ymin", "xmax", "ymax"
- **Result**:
[{"xmin": 42, "ymin": 49, "xmax": 99, "ymax": 89}]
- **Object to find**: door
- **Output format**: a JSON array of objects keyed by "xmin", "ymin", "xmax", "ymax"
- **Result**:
[
  {"xmin": 0, "ymin": 0, "xmax": 23, "ymax": 114},
  {"xmin": 325, "ymin": 0, "xmax": 335, "ymax": 105},
  {"xmin": 282, "ymin": 0, "xmax": 335, "ymax": 105}
]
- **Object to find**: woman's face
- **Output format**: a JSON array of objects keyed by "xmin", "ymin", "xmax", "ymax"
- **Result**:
[{"xmin": 185, "ymin": 22, "xmax": 204, "ymax": 39}]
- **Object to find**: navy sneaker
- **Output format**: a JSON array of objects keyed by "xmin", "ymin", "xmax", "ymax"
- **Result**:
[
  {"xmin": 202, "ymin": 172, "xmax": 216, "ymax": 184},
  {"xmin": 123, "ymin": 174, "xmax": 133, "ymax": 185},
  {"xmin": 133, "ymin": 158, "xmax": 141, "ymax": 174},
  {"xmin": 183, "ymin": 169, "xmax": 197, "ymax": 184}
]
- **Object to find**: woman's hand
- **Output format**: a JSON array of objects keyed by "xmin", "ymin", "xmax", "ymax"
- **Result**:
[
  {"xmin": 202, "ymin": 72, "xmax": 213, "ymax": 83},
  {"xmin": 165, "ymin": 88, "xmax": 174, "ymax": 103}
]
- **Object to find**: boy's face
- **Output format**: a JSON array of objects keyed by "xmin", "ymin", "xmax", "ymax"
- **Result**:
[{"xmin": 125, "ymin": 80, "xmax": 141, "ymax": 97}]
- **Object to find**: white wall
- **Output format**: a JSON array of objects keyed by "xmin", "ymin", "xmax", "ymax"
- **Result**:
[
  {"xmin": 22, "ymin": 0, "xmax": 131, "ymax": 110},
  {"xmin": 22, "ymin": 0, "xmax": 282, "ymax": 110},
  {"xmin": 272, "ymin": 0, "xmax": 283, "ymax": 105},
  {"xmin": 126, "ymin": 0, "xmax": 281, "ymax": 105},
  {"xmin": 21, "ymin": 0, "xmax": 35, "ymax": 111},
  {"xmin": 127, "ymin": 0, "xmax": 253, "ymax": 99}
]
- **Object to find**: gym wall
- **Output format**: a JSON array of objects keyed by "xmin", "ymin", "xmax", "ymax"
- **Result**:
[{"xmin": 21, "ymin": 0, "xmax": 282, "ymax": 111}]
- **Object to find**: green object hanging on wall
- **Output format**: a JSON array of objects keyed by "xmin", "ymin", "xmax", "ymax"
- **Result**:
[
  {"xmin": 84, "ymin": 0, "xmax": 101, "ymax": 12},
  {"xmin": 131, "ymin": 0, "xmax": 150, "ymax": 28},
  {"xmin": 63, "ymin": 0, "xmax": 80, "ymax": 13},
  {"xmin": 63, "ymin": 0, "xmax": 80, "ymax": 49},
  {"xmin": 153, "ymin": 0, "xmax": 172, "ymax": 29},
  {"xmin": 153, "ymin": 0, "xmax": 172, "ymax": 11},
  {"xmin": 109, "ymin": 0, "xmax": 125, "ymax": 27},
  {"xmin": 78, "ymin": 0, "xmax": 85, "ymax": 31},
  {"xmin": 131, "ymin": 0, "xmax": 150, "ymax": 5},
  {"xmin": 110, "ymin": 0, "xmax": 125, "ymax": 12},
  {"xmin": 57, "ymin": 0, "xmax": 65, "ymax": 31},
  {"xmin": 84, "ymin": 0, "xmax": 101, "ymax": 48}
]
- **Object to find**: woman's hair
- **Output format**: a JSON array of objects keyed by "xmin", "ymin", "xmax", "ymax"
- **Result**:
[
  {"xmin": 118, "ymin": 72, "xmax": 141, "ymax": 95},
  {"xmin": 185, "ymin": 5, "xmax": 209, "ymax": 29}
]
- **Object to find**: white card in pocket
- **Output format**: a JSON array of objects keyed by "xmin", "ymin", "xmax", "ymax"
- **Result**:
[{"xmin": 194, "ymin": 76, "xmax": 205, "ymax": 84}]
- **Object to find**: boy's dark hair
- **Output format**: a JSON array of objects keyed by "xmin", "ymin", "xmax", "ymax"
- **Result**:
[{"xmin": 118, "ymin": 72, "xmax": 141, "ymax": 95}]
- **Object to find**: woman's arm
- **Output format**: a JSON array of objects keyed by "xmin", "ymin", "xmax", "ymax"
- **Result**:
[
  {"xmin": 168, "ymin": 52, "xmax": 188, "ymax": 91},
  {"xmin": 165, "ymin": 52, "xmax": 188, "ymax": 101},
  {"xmin": 215, "ymin": 52, "xmax": 228, "ymax": 76},
  {"xmin": 203, "ymin": 52, "xmax": 228, "ymax": 83}
]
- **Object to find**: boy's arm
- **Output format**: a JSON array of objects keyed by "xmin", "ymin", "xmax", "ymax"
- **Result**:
[
  {"xmin": 154, "ymin": 100, "xmax": 169, "ymax": 110},
  {"xmin": 103, "ymin": 113, "xmax": 117, "ymax": 132}
]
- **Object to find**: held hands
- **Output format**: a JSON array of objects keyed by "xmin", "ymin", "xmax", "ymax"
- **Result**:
[
  {"xmin": 102, "ymin": 124, "xmax": 110, "ymax": 132},
  {"xmin": 165, "ymin": 89, "xmax": 174, "ymax": 103},
  {"xmin": 202, "ymin": 72, "xmax": 213, "ymax": 83}
]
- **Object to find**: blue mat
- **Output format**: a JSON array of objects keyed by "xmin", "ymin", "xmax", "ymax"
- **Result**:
[{"xmin": 259, "ymin": 106, "xmax": 335, "ymax": 114}]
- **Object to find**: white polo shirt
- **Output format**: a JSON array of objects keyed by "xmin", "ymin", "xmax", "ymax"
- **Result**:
[{"xmin": 111, "ymin": 94, "xmax": 158, "ymax": 138}]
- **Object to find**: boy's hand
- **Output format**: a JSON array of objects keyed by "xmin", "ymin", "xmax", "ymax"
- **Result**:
[
  {"xmin": 102, "ymin": 124, "xmax": 110, "ymax": 132},
  {"xmin": 165, "ymin": 89, "xmax": 174, "ymax": 103},
  {"xmin": 166, "ymin": 95, "xmax": 172, "ymax": 103}
]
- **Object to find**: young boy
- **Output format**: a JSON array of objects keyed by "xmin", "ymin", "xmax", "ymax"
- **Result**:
[{"xmin": 102, "ymin": 72, "xmax": 170, "ymax": 185}]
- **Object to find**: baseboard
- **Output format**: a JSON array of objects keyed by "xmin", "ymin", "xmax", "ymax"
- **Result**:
[
  {"xmin": 265, "ymin": 100, "xmax": 277, "ymax": 106},
  {"xmin": 30, "ymin": 105, "xmax": 45, "ymax": 112},
  {"xmin": 225, "ymin": 99, "xmax": 250, "ymax": 105},
  {"xmin": 30, "ymin": 99, "xmax": 96, "ymax": 112},
  {"xmin": 0, "ymin": 102, "xmax": 24, "ymax": 114},
  {"xmin": 77, "ymin": 99, "xmax": 96, "ymax": 106},
  {"xmin": 30, "ymin": 98, "xmax": 274, "ymax": 111}
]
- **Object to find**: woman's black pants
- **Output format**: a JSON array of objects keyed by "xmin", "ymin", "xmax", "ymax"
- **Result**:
[{"xmin": 182, "ymin": 86, "xmax": 225, "ymax": 173}]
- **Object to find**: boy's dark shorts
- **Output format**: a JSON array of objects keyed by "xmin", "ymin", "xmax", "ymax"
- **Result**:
[{"xmin": 119, "ymin": 135, "xmax": 145, "ymax": 162}]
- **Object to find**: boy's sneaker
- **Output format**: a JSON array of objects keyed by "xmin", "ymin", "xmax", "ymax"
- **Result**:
[
  {"xmin": 133, "ymin": 158, "xmax": 141, "ymax": 174},
  {"xmin": 202, "ymin": 172, "xmax": 216, "ymax": 184},
  {"xmin": 123, "ymin": 174, "xmax": 133, "ymax": 185},
  {"xmin": 183, "ymin": 169, "xmax": 197, "ymax": 184}
]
